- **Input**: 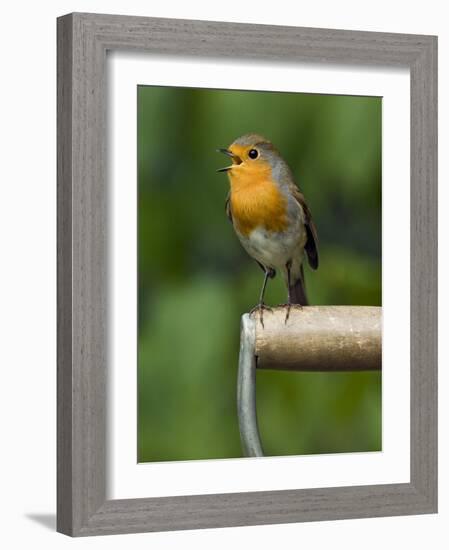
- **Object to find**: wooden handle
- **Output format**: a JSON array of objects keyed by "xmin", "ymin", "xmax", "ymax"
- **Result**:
[{"xmin": 254, "ymin": 306, "xmax": 381, "ymax": 372}]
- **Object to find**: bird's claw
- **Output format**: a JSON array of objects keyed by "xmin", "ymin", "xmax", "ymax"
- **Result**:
[
  {"xmin": 276, "ymin": 303, "xmax": 303, "ymax": 324},
  {"xmin": 249, "ymin": 303, "xmax": 273, "ymax": 328}
]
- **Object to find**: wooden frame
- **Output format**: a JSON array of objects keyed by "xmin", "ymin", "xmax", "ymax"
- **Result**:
[{"xmin": 57, "ymin": 12, "xmax": 437, "ymax": 536}]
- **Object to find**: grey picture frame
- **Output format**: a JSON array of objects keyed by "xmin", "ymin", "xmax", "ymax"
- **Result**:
[{"xmin": 57, "ymin": 12, "xmax": 438, "ymax": 537}]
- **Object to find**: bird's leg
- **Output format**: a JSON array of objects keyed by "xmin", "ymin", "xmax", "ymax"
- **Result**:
[
  {"xmin": 249, "ymin": 268, "xmax": 275, "ymax": 328},
  {"xmin": 284, "ymin": 261, "xmax": 293, "ymax": 324},
  {"xmin": 259, "ymin": 267, "xmax": 274, "ymax": 305}
]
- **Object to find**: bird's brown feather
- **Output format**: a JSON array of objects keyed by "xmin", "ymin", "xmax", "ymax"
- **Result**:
[{"xmin": 291, "ymin": 187, "xmax": 319, "ymax": 270}]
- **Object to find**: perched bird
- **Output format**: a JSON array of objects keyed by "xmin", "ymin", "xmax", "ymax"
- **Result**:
[{"xmin": 217, "ymin": 134, "xmax": 318, "ymax": 324}]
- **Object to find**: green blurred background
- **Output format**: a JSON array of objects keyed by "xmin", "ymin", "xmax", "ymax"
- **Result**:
[{"xmin": 137, "ymin": 85, "xmax": 382, "ymax": 462}]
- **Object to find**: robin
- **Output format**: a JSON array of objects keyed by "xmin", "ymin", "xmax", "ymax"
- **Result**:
[{"xmin": 217, "ymin": 134, "xmax": 319, "ymax": 324}]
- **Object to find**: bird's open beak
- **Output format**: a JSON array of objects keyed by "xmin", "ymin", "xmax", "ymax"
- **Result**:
[{"xmin": 216, "ymin": 148, "xmax": 241, "ymax": 172}]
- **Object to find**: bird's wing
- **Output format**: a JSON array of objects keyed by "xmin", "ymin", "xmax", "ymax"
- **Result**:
[
  {"xmin": 225, "ymin": 192, "xmax": 233, "ymax": 223},
  {"xmin": 292, "ymin": 187, "xmax": 319, "ymax": 270}
]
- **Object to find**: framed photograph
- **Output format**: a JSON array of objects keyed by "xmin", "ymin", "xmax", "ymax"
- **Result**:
[{"xmin": 57, "ymin": 12, "xmax": 437, "ymax": 536}]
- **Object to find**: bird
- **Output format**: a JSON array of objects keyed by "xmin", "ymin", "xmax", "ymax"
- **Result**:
[{"xmin": 217, "ymin": 134, "xmax": 318, "ymax": 325}]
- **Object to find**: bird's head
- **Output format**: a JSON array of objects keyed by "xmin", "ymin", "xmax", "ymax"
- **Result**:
[{"xmin": 217, "ymin": 134, "xmax": 280, "ymax": 187}]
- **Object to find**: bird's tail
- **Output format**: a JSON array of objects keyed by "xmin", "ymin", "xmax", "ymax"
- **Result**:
[{"xmin": 289, "ymin": 265, "xmax": 308, "ymax": 306}]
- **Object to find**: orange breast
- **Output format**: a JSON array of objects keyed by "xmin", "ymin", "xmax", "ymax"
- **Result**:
[{"xmin": 229, "ymin": 163, "xmax": 288, "ymax": 236}]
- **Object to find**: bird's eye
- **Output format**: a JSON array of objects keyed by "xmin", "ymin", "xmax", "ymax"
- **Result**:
[{"xmin": 248, "ymin": 148, "xmax": 258, "ymax": 160}]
